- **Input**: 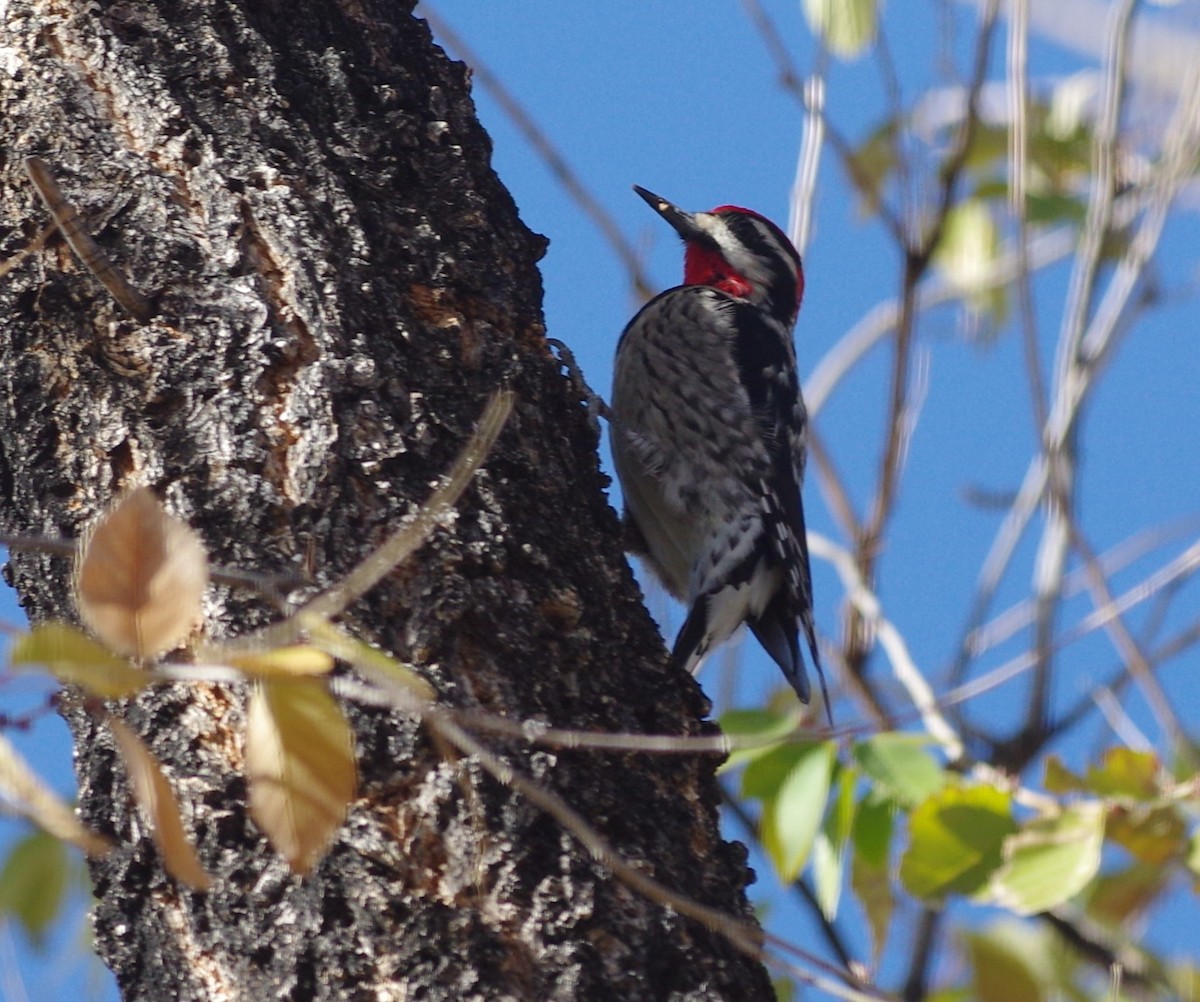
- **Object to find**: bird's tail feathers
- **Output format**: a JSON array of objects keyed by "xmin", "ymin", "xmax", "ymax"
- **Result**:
[
  {"xmin": 748, "ymin": 597, "xmax": 809, "ymax": 704},
  {"xmin": 672, "ymin": 598, "xmax": 712, "ymax": 676},
  {"xmin": 799, "ymin": 610, "xmax": 832, "ymax": 725}
]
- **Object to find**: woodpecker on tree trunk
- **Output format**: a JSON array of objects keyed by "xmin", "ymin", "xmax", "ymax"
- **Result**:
[{"xmin": 612, "ymin": 186, "xmax": 827, "ymax": 711}]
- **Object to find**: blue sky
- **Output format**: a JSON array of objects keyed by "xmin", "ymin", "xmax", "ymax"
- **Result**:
[{"xmin": 2, "ymin": 1, "xmax": 1198, "ymax": 998}]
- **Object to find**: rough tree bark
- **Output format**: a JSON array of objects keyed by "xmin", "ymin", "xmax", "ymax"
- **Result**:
[{"xmin": 0, "ymin": 1, "xmax": 775, "ymax": 999}]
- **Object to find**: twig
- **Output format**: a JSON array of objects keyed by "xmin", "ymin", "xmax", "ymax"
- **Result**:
[
  {"xmin": 427, "ymin": 716, "xmax": 886, "ymax": 1001},
  {"xmin": 789, "ymin": 74, "xmax": 825, "ymax": 255},
  {"xmin": 1067, "ymin": 523, "xmax": 1183, "ymax": 752},
  {"xmin": 1091, "ymin": 686, "xmax": 1152, "ymax": 752},
  {"xmin": 804, "ymin": 226, "xmax": 1077, "ymax": 417},
  {"xmin": 719, "ymin": 781, "xmax": 862, "ymax": 978},
  {"xmin": 955, "ymin": 36, "xmax": 1200, "ymax": 745},
  {"xmin": 233, "ymin": 389, "xmax": 514, "ymax": 653},
  {"xmin": 809, "ymin": 533, "xmax": 963, "ymax": 761},
  {"xmin": 1028, "ymin": 0, "xmax": 1138, "ymax": 736},
  {"xmin": 23, "ymin": 156, "xmax": 153, "ymax": 323},
  {"xmin": 739, "ymin": 0, "xmax": 907, "ymax": 244},
  {"xmin": 873, "ymin": 25, "xmax": 915, "ymax": 232},
  {"xmin": 964, "ymin": 512, "xmax": 1200, "ymax": 656},
  {"xmin": 1053, "ymin": 618, "xmax": 1200, "ymax": 741},
  {"xmin": 807, "ymin": 428, "xmax": 862, "ymax": 543},
  {"xmin": 941, "ymin": 538, "xmax": 1200, "ymax": 719},
  {"xmin": 901, "ymin": 908, "xmax": 941, "ymax": 1002},
  {"xmin": 419, "ymin": 6, "xmax": 655, "ymax": 301},
  {"xmin": 0, "ymin": 533, "xmax": 308, "ymax": 595},
  {"xmin": 326, "ymin": 677, "xmax": 824, "ymax": 754},
  {"xmin": 1041, "ymin": 910, "xmax": 1163, "ymax": 995},
  {"xmin": 846, "ymin": 0, "xmax": 1000, "ymax": 688},
  {"xmin": 0, "ymin": 221, "xmax": 57, "ymax": 279},
  {"xmin": 1007, "ymin": 0, "xmax": 1048, "ymax": 435}
]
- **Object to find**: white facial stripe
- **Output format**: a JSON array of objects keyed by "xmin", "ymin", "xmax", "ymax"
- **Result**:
[{"xmin": 694, "ymin": 213, "xmax": 798, "ymax": 296}]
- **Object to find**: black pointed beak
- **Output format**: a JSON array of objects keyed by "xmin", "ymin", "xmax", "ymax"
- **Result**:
[{"xmin": 633, "ymin": 185, "xmax": 704, "ymax": 241}]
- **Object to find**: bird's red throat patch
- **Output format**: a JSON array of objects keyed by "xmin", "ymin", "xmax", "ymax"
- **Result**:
[{"xmin": 682, "ymin": 242, "xmax": 753, "ymax": 299}]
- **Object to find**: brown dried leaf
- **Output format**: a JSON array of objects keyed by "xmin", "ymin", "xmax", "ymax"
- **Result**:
[
  {"xmin": 109, "ymin": 718, "xmax": 211, "ymax": 891},
  {"xmin": 0, "ymin": 732, "xmax": 111, "ymax": 857},
  {"xmin": 76, "ymin": 487, "xmax": 209, "ymax": 659},
  {"xmin": 246, "ymin": 679, "xmax": 356, "ymax": 874}
]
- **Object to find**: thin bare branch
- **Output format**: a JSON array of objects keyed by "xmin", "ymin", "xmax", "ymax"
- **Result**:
[
  {"xmin": 1067, "ymin": 523, "xmax": 1183, "ymax": 752},
  {"xmin": 739, "ymin": 0, "xmax": 907, "ymax": 243},
  {"xmin": 1007, "ymin": 0, "xmax": 1048, "ymax": 435},
  {"xmin": 805, "ymin": 227, "xmax": 1077, "ymax": 417},
  {"xmin": 1055, "ymin": 618, "xmax": 1200, "ymax": 740},
  {"xmin": 0, "ymin": 221, "xmax": 57, "ymax": 279},
  {"xmin": 720, "ymin": 782, "xmax": 863, "ymax": 978},
  {"xmin": 789, "ymin": 74, "xmax": 826, "ymax": 255},
  {"xmin": 952, "ymin": 42, "xmax": 1200, "ymax": 729},
  {"xmin": 847, "ymin": 0, "xmax": 1001, "ymax": 689},
  {"xmin": 24, "ymin": 156, "xmax": 153, "ymax": 323},
  {"xmin": 810, "ymin": 533, "xmax": 963, "ymax": 760},
  {"xmin": 873, "ymin": 25, "xmax": 914, "ymax": 223},
  {"xmin": 1091, "ymin": 685, "xmax": 1153, "ymax": 752},
  {"xmin": 241, "ymin": 389, "xmax": 513, "ymax": 652},
  {"xmin": 428, "ymin": 715, "xmax": 888, "ymax": 1001},
  {"xmin": 964, "ymin": 512, "xmax": 1200, "ymax": 656},
  {"xmin": 807, "ymin": 428, "xmax": 863, "ymax": 542},
  {"xmin": 419, "ymin": 6, "xmax": 655, "ymax": 300},
  {"xmin": 901, "ymin": 908, "xmax": 941, "ymax": 1002},
  {"xmin": 943, "ymin": 537, "xmax": 1200, "ymax": 716},
  {"xmin": 326, "ymin": 677, "xmax": 824, "ymax": 755},
  {"xmin": 1028, "ymin": 0, "xmax": 1138, "ymax": 733}
]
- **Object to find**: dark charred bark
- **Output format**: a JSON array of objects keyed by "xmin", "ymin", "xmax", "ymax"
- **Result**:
[{"xmin": 0, "ymin": 1, "xmax": 773, "ymax": 999}]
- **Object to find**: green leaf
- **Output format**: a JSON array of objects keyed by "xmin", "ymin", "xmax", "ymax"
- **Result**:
[
  {"xmin": 989, "ymin": 802, "xmax": 1105, "ymax": 915},
  {"xmin": 1086, "ymin": 747, "xmax": 1161, "ymax": 800},
  {"xmin": 1086, "ymin": 862, "xmax": 1167, "ymax": 928},
  {"xmin": 801, "ymin": 0, "xmax": 878, "ymax": 59},
  {"xmin": 0, "ymin": 829, "xmax": 68, "ymax": 947},
  {"xmin": 812, "ymin": 764, "xmax": 858, "ymax": 921},
  {"xmin": 1025, "ymin": 192, "xmax": 1087, "ymax": 225},
  {"xmin": 1107, "ymin": 803, "xmax": 1188, "ymax": 864},
  {"xmin": 11, "ymin": 623, "xmax": 150, "ymax": 700},
  {"xmin": 853, "ymin": 733, "xmax": 946, "ymax": 807},
  {"xmin": 756, "ymin": 741, "xmax": 836, "ymax": 882},
  {"xmin": 1188, "ymin": 829, "xmax": 1200, "ymax": 879},
  {"xmin": 847, "ymin": 118, "xmax": 900, "ymax": 216},
  {"xmin": 933, "ymin": 198, "xmax": 1003, "ymax": 317},
  {"xmin": 851, "ymin": 795, "xmax": 894, "ymax": 964},
  {"xmin": 742, "ymin": 741, "xmax": 809, "ymax": 800},
  {"xmin": 853, "ymin": 792, "xmax": 893, "ymax": 868},
  {"xmin": 966, "ymin": 921, "xmax": 1055, "ymax": 1002},
  {"xmin": 1043, "ymin": 754, "xmax": 1087, "ymax": 795},
  {"xmin": 771, "ymin": 976, "xmax": 796, "ymax": 1002},
  {"xmin": 718, "ymin": 708, "xmax": 802, "ymax": 773},
  {"xmin": 900, "ymin": 783, "xmax": 1015, "ymax": 901}
]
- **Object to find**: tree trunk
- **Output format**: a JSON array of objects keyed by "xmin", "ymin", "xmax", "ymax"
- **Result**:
[{"xmin": 0, "ymin": 1, "xmax": 773, "ymax": 998}]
